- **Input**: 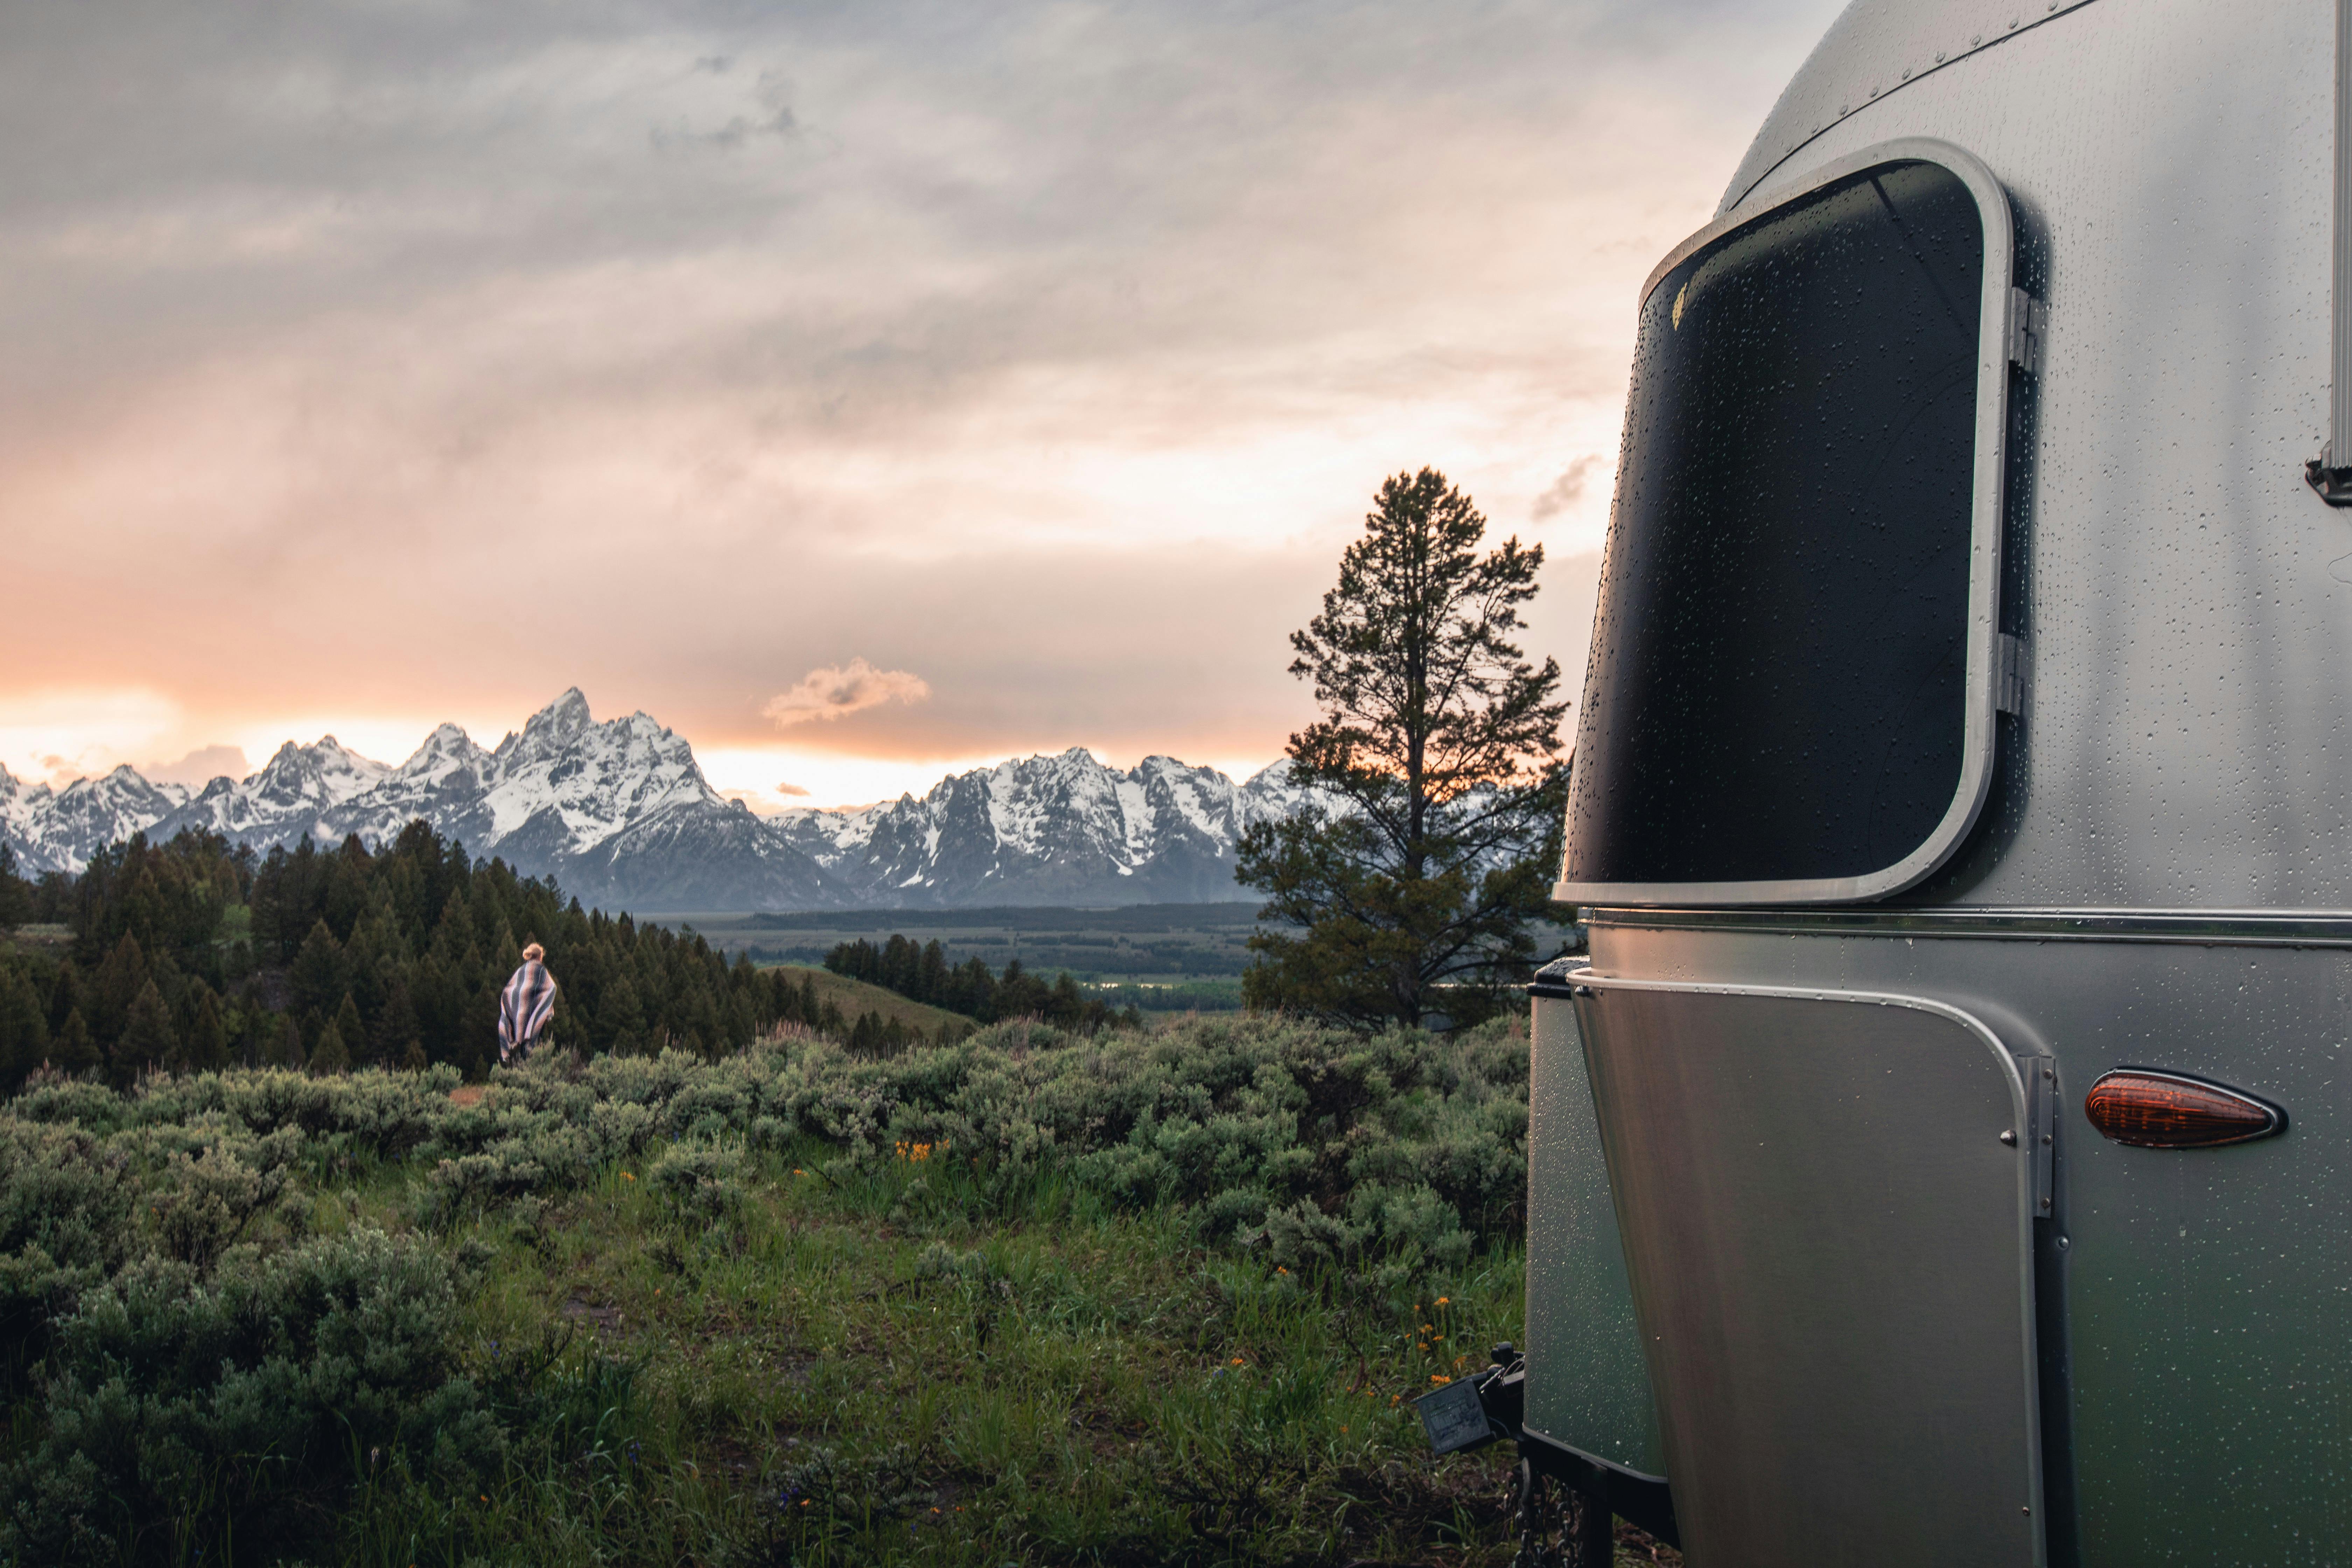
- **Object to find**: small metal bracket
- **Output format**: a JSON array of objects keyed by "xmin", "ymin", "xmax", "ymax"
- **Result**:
[
  {"xmin": 1995, "ymin": 633, "xmax": 2029, "ymax": 716},
  {"xmin": 2308, "ymin": 444, "xmax": 2352, "ymax": 506},
  {"xmin": 2016, "ymin": 1054, "xmax": 2057, "ymax": 1217},
  {"xmin": 2005, "ymin": 287, "xmax": 2046, "ymax": 375}
]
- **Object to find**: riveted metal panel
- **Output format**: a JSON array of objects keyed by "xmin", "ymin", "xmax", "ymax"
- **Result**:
[
  {"xmin": 1723, "ymin": 0, "xmax": 2105, "ymax": 217},
  {"xmin": 1572, "ymin": 975, "xmax": 2044, "ymax": 1567},
  {"xmin": 1582, "ymin": 915, "xmax": 2352, "ymax": 1566}
]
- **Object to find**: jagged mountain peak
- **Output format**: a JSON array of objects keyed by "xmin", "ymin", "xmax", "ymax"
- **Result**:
[
  {"xmin": 498, "ymin": 688, "xmax": 595, "ymax": 762},
  {"xmin": 774, "ymin": 745, "xmax": 1314, "ymax": 906},
  {"xmin": 247, "ymin": 735, "xmax": 390, "ymax": 808},
  {"xmin": 60, "ymin": 764, "xmax": 184, "ymax": 805},
  {"xmin": 390, "ymin": 723, "xmax": 494, "ymax": 785},
  {"xmin": 0, "ymin": 691, "xmax": 1308, "ymax": 909}
]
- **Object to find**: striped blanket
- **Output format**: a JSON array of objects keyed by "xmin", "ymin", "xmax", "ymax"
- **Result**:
[{"xmin": 497, "ymin": 959, "xmax": 558, "ymax": 1063}]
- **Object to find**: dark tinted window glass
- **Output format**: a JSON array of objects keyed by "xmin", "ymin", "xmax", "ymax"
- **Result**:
[{"xmin": 1565, "ymin": 160, "xmax": 1986, "ymax": 889}]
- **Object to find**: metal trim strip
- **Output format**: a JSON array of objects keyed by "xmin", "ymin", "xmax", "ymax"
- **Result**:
[
  {"xmin": 1577, "ymin": 906, "xmax": 2352, "ymax": 948},
  {"xmin": 1555, "ymin": 138, "xmax": 2016, "ymax": 910},
  {"xmin": 2334, "ymin": 0, "xmax": 2352, "ymax": 465}
]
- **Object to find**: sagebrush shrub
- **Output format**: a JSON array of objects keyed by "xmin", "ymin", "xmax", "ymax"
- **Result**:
[
  {"xmin": 0, "ymin": 1013, "xmax": 1531, "ymax": 1564},
  {"xmin": 2, "ymin": 1227, "xmax": 499, "ymax": 1566}
]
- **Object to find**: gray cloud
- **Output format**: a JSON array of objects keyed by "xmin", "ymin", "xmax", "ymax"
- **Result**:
[
  {"xmin": 0, "ymin": 0, "xmax": 1839, "ymax": 769},
  {"xmin": 1533, "ymin": 455, "xmax": 1605, "ymax": 520}
]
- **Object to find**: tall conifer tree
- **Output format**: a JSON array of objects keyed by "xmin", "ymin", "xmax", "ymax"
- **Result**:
[
  {"xmin": 53, "ymin": 1009, "xmax": 99, "ymax": 1077},
  {"xmin": 114, "ymin": 979, "xmax": 178, "ymax": 1084},
  {"xmin": 0, "ymin": 964, "xmax": 48, "ymax": 1088},
  {"xmin": 1237, "ymin": 468, "xmax": 1569, "ymax": 1030}
]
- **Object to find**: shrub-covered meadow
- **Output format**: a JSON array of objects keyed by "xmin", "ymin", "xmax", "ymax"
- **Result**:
[{"xmin": 0, "ymin": 1011, "xmax": 1545, "ymax": 1566}]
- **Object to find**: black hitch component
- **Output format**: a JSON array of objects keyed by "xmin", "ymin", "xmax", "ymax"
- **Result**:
[
  {"xmin": 1410, "ymin": 1343, "xmax": 1526, "ymax": 1455},
  {"xmin": 1414, "ymin": 1340, "xmax": 1680, "ymax": 1554}
]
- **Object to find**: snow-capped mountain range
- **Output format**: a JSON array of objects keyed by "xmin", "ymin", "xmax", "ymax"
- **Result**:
[{"xmin": 0, "ymin": 690, "xmax": 1311, "ymax": 911}]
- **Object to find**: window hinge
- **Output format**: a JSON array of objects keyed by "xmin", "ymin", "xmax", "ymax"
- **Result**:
[
  {"xmin": 2007, "ymin": 287, "xmax": 2047, "ymax": 374},
  {"xmin": 1996, "ymin": 633, "xmax": 2029, "ymax": 715}
]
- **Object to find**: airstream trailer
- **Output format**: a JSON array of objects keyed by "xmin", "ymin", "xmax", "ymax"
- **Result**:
[{"xmin": 1506, "ymin": 0, "xmax": 2352, "ymax": 1562}]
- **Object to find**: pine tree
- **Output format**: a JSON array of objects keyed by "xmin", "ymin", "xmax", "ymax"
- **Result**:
[
  {"xmin": 310, "ymin": 1018, "xmax": 351, "ymax": 1076},
  {"xmin": 601, "ymin": 973, "xmax": 646, "ymax": 1056},
  {"xmin": 46, "ymin": 961, "xmax": 84, "ymax": 1037},
  {"xmin": 183, "ymin": 987, "xmax": 229, "ymax": 1072},
  {"xmin": 289, "ymin": 919, "xmax": 347, "ymax": 1017},
  {"xmin": 918, "ymin": 940, "xmax": 950, "ymax": 1007},
  {"xmin": 1237, "ymin": 468, "xmax": 1569, "ymax": 1030},
  {"xmin": 0, "ymin": 963, "xmax": 48, "ymax": 1088},
  {"xmin": 264, "ymin": 1014, "xmax": 305, "ymax": 1072},
  {"xmin": 114, "ymin": 979, "xmax": 178, "ymax": 1083},
  {"xmin": 53, "ymin": 1009, "xmax": 99, "ymax": 1077},
  {"xmin": 89, "ymin": 932, "xmax": 148, "ymax": 1045},
  {"xmin": 400, "ymin": 1039, "xmax": 428, "ymax": 1072},
  {"xmin": 371, "ymin": 976, "xmax": 421, "ymax": 1065},
  {"xmin": 332, "ymin": 994, "xmax": 366, "ymax": 1068},
  {"xmin": 0, "ymin": 844, "xmax": 31, "ymax": 933}
]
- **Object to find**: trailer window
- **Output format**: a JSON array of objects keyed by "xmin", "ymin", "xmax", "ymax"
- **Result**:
[{"xmin": 1564, "ymin": 158, "xmax": 1989, "ymax": 895}]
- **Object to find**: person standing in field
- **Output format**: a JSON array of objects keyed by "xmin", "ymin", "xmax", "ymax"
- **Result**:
[{"xmin": 498, "ymin": 941, "xmax": 558, "ymax": 1065}]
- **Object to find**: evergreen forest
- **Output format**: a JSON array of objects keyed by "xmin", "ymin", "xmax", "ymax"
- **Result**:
[
  {"xmin": 822, "ymin": 933, "xmax": 1135, "ymax": 1033},
  {"xmin": 0, "ymin": 824, "xmax": 849, "ymax": 1094}
]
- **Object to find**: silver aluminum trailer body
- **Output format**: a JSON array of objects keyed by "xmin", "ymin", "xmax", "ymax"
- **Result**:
[{"xmin": 1529, "ymin": 1, "xmax": 2352, "ymax": 1564}]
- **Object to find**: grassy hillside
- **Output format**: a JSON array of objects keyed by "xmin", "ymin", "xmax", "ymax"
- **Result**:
[
  {"xmin": 763, "ymin": 961, "xmax": 980, "ymax": 1036},
  {"xmin": 0, "ymin": 1014, "xmax": 1582, "ymax": 1566}
]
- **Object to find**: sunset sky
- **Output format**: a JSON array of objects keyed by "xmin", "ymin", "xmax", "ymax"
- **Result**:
[{"xmin": 0, "ymin": 0, "xmax": 1842, "ymax": 810}]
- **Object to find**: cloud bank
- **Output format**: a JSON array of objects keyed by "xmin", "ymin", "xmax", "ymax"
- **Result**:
[{"xmin": 0, "ymin": 0, "xmax": 1844, "ymax": 800}]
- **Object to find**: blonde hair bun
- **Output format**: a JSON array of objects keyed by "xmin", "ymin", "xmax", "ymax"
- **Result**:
[{"xmin": 522, "ymin": 943, "xmax": 546, "ymax": 963}]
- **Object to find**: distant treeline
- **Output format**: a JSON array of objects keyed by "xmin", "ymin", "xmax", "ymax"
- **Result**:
[
  {"xmin": 822, "ymin": 934, "xmax": 1136, "ymax": 1033},
  {"xmin": 0, "ymin": 825, "xmax": 876, "ymax": 1094}
]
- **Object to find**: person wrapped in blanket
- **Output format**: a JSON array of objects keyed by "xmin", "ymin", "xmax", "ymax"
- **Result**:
[{"xmin": 497, "ymin": 941, "xmax": 559, "ymax": 1065}]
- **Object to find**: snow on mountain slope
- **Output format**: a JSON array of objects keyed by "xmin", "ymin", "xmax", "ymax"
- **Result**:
[
  {"xmin": 315, "ymin": 723, "xmax": 499, "ymax": 848},
  {"xmin": 153, "ymin": 736, "xmax": 391, "ymax": 847},
  {"xmin": 478, "ymin": 694, "xmax": 718, "ymax": 856},
  {"xmin": 460, "ymin": 692, "xmax": 836, "ymax": 911},
  {"xmin": 0, "ymin": 692, "xmax": 1324, "ymax": 911},
  {"xmin": 0, "ymin": 765, "xmax": 40, "ymax": 867},
  {"xmin": 773, "ymin": 748, "xmax": 1326, "ymax": 907},
  {"xmin": 5, "ymin": 765, "xmax": 187, "ymax": 874}
]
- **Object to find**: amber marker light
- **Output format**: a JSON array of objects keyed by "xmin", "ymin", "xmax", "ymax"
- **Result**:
[{"xmin": 2083, "ymin": 1069, "xmax": 2284, "ymax": 1150}]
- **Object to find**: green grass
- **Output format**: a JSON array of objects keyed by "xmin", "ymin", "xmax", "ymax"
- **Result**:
[
  {"xmin": 0, "ymin": 1014, "xmax": 1586, "ymax": 1566},
  {"xmin": 761, "ymin": 961, "xmax": 981, "ymax": 1037},
  {"xmin": 421, "ymin": 1140, "xmax": 1530, "ymax": 1564},
  {"xmin": 0, "ymin": 922, "xmax": 70, "ymax": 960}
]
